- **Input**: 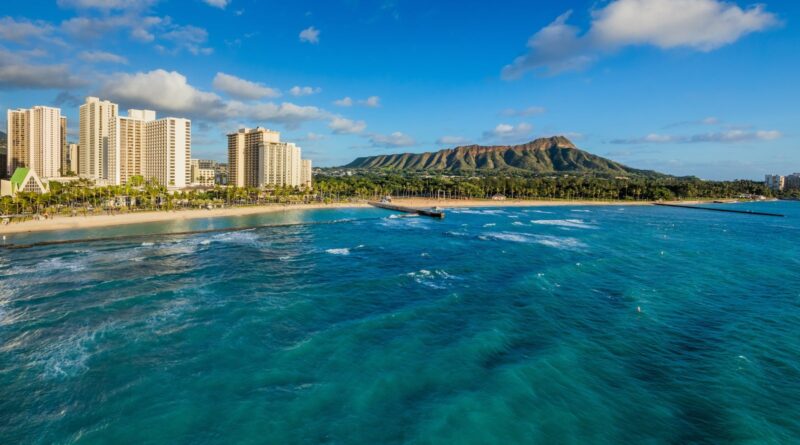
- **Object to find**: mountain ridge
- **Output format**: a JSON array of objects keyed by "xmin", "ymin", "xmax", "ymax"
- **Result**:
[{"xmin": 344, "ymin": 136, "xmax": 660, "ymax": 176}]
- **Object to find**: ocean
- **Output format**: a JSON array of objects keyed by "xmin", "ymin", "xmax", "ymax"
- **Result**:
[{"xmin": 1, "ymin": 202, "xmax": 799, "ymax": 444}]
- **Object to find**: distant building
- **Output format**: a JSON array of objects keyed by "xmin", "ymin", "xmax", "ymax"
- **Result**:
[
  {"xmin": 191, "ymin": 159, "xmax": 216, "ymax": 186},
  {"xmin": 766, "ymin": 174, "xmax": 786, "ymax": 191},
  {"xmin": 79, "ymin": 97, "xmax": 118, "ymax": 181},
  {"xmin": 0, "ymin": 131, "xmax": 6, "ymax": 179},
  {"xmin": 227, "ymin": 127, "xmax": 309, "ymax": 189},
  {"xmin": 144, "ymin": 117, "xmax": 191, "ymax": 188},
  {"xmin": 785, "ymin": 173, "xmax": 800, "ymax": 190},
  {"xmin": 62, "ymin": 143, "xmax": 79, "ymax": 176},
  {"xmin": 1, "ymin": 167, "xmax": 49, "ymax": 197},
  {"xmin": 215, "ymin": 163, "xmax": 228, "ymax": 185},
  {"xmin": 7, "ymin": 106, "xmax": 64, "ymax": 179},
  {"xmin": 301, "ymin": 159, "xmax": 312, "ymax": 189}
]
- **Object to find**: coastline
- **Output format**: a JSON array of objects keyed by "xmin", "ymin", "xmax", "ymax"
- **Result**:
[{"xmin": 0, "ymin": 198, "xmax": 725, "ymax": 235}]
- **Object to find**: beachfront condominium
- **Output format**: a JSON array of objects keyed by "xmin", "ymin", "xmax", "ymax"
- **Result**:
[
  {"xmin": 79, "ymin": 97, "xmax": 118, "ymax": 181},
  {"xmin": 144, "ymin": 117, "xmax": 191, "ymax": 187},
  {"xmin": 6, "ymin": 106, "xmax": 64, "ymax": 178},
  {"xmin": 227, "ymin": 127, "xmax": 309, "ymax": 188},
  {"xmin": 190, "ymin": 159, "xmax": 216, "ymax": 186},
  {"xmin": 62, "ymin": 143, "xmax": 79, "ymax": 176},
  {"xmin": 301, "ymin": 159, "xmax": 312, "ymax": 189},
  {"xmin": 765, "ymin": 175, "xmax": 786, "ymax": 191},
  {"xmin": 110, "ymin": 109, "xmax": 156, "ymax": 185}
]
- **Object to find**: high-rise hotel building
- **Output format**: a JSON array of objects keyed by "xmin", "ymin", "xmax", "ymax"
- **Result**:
[
  {"xmin": 109, "ymin": 109, "xmax": 155, "ymax": 185},
  {"xmin": 144, "ymin": 117, "xmax": 191, "ymax": 188},
  {"xmin": 79, "ymin": 97, "xmax": 118, "ymax": 181},
  {"xmin": 6, "ymin": 106, "xmax": 64, "ymax": 178},
  {"xmin": 79, "ymin": 98, "xmax": 191, "ymax": 187},
  {"xmin": 227, "ymin": 127, "xmax": 311, "ymax": 189}
]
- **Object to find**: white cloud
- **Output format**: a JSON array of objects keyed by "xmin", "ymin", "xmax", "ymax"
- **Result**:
[
  {"xmin": 299, "ymin": 26, "xmax": 320, "ymax": 44},
  {"xmin": 203, "ymin": 0, "xmax": 230, "ymax": 9},
  {"xmin": 369, "ymin": 132, "xmax": 416, "ymax": 148},
  {"xmin": 57, "ymin": 0, "xmax": 157, "ymax": 11},
  {"xmin": 611, "ymin": 129, "xmax": 783, "ymax": 144},
  {"xmin": 501, "ymin": 106, "xmax": 546, "ymax": 117},
  {"xmin": 100, "ymin": 69, "xmax": 331, "ymax": 128},
  {"xmin": 503, "ymin": 0, "xmax": 778, "ymax": 78},
  {"xmin": 329, "ymin": 117, "xmax": 367, "ymax": 134},
  {"xmin": 290, "ymin": 86, "xmax": 322, "ymax": 96},
  {"xmin": 334, "ymin": 97, "xmax": 353, "ymax": 107},
  {"xmin": 591, "ymin": 0, "xmax": 778, "ymax": 50},
  {"xmin": 359, "ymin": 96, "xmax": 381, "ymax": 107},
  {"xmin": 0, "ymin": 49, "xmax": 85, "ymax": 89},
  {"xmin": 213, "ymin": 72, "xmax": 280, "ymax": 100},
  {"xmin": 78, "ymin": 50, "xmax": 128, "ymax": 64},
  {"xmin": 224, "ymin": 101, "xmax": 327, "ymax": 128},
  {"xmin": 436, "ymin": 136, "xmax": 470, "ymax": 146},
  {"xmin": 161, "ymin": 24, "xmax": 213, "ymax": 55},
  {"xmin": 482, "ymin": 123, "xmax": 534, "ymax": 142},
  {"xmin": 0, "ymin": 17, "xmax": 56, "ymax": 44},
  {"xmin": 100, "ymin": 69, "xmax": 223, "ymax": 117}
]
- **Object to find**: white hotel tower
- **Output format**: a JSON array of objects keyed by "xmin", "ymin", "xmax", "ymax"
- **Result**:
[
  {"xmin": 79, "ymin": 97, "xmax": 192, "ymax": 187},
  {"xmin": 6, "ymin": 106, "xmax": 64, "ymax": 178},
  {"xmin": 227, "ymin": 127, "xmax": 311, "ymax": 189}
]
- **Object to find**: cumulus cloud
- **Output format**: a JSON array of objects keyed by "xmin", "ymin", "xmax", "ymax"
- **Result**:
[
  {"xmin": 100, "ymin": 69, "xmax": 222, "ymax": 116},
  {"xmin": 203, "ymin": 0, "xmax": 230, "ymax": 9},
  {"xmin": 437, "ymin": 136, "xmax": 470, "ymax": 146},
  {"xmin": 611, "ymin": 129, "xmax": 782, "ymax": 144},
  {"xmin": 359, "ymin": 96, "xmax": 381, "ymax": 107},
  {"xmin": 78, "ymin": 50, "xmax": 128, "ymax": 64},
  {"xmin": 299, "ymin": 26, "xmax": 320, "ymax": 44},
  {"xmin": 503, "ymin": 0, "xmax": 779, "ymax": 78},
  {"xmin": 334, "ymin": 97, "xmax": 353, "ymax": 107},
  {"xmin": 482, "ymin": 123, "xmax": 534, "ymax": 142},
  {"xmin": 329, "ymin": 117, "xmax": 367, "ymax": 134},
  {"xmin": 500, "ymin": 106, "xmax": 546, "ymax": 117},
  {"xmin": 369, "ymin": 132, "xmax": 416, "ymax": 148},
  {"xmin": 213, "ymin": 72, "xmax": 280, "ymax": 100},
  {"xmin": 0, "ymin": 17, "xmax": 57, "ymax": 44},
  {"xmin": 290, "ymin": 86, "xmax": 322, "ymax": 96}
]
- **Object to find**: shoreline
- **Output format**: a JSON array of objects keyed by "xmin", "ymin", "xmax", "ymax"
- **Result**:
[{"xmin": 0, "ymin": 198, "xmax": 740, "ymax": 235}]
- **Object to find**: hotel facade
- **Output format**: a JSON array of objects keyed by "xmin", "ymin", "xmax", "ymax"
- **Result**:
[
  {"xmin": 6, "ymin": 106, "xmax": 64, "ymax": 179},
  {"xmin": 79, "ymin": 97, "xmax": 118, "ymax": 181},
  {"xmin": 78, "ymin": 98, "xmax": 192, "ymax": 187},
  {"xmin": 227, "ymin": 127, "xmax": 311, "ymax": 189}
]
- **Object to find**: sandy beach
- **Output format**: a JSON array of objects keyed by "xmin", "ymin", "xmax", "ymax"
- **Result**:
[{"xmin": 0, "ymin": 198, "xmax": 719, "ymax": 235}]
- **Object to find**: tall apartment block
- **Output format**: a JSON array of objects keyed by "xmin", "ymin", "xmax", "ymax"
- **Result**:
[
  {"xmin": 79, "ymin": 97, "xmax": 118, "ymax": 181},
  {"xmin": 6, "ymin": 106, "xmax": 64, "ymax": 179},
  {"xmin": 227, "ymin": 127, "xmax": 310, "ymax": 189},
  {"xmin": 144, "ymin": 117, "xmax": 191, "ymax": 188}
]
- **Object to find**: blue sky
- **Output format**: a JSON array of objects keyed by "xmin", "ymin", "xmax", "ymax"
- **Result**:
[{"xmin": 1, "ymin": 0, "xmax": 798, "ymax": 179}]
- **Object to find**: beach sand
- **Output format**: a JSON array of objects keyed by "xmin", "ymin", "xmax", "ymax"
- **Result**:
[{"xmin": 0, "ymin": 198, "xmax": 717, "ymax": 235}]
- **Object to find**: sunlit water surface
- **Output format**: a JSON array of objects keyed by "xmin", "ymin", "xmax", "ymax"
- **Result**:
[{"xmin": 1, "ymin": 203, "xmax": 799, "ymax": 444}]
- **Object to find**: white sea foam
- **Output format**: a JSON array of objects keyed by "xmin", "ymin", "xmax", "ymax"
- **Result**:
[
  {"xmin": 326, "ymin": 248, "xmax": 350, "ymax": 255},
  {"xmin": 528, "ymin": 210, "xmax": 554, "ymax": 214},
  {"xmin": 141, "ymin": 242, "xmax": 154, "ymax": 247},
  {"xmin": 531, "ymin": 219, "xmax": 595, "ymax": 229},
  {"xmin": 406, "ymin": 269, "xmax": 457, "ymax": 289},
  {"xmin": 483, "ymin": 223, "xmax": 496, "ymax": 227},
  {"xmin": 571, "ymin": 209, "xmax": 592, "ymax": 213},
  {"xmin": 512, "ymin": 221, "xmax": 526, "ymax": 226},
  {"xmin": 480, "ymin": 231, "xmax": 586, "ymax": 250}
]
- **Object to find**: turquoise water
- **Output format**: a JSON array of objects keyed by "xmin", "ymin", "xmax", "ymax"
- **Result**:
[{"xmin": 1, "ymin": 203, "xmax": 799, "ymax": 444}]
